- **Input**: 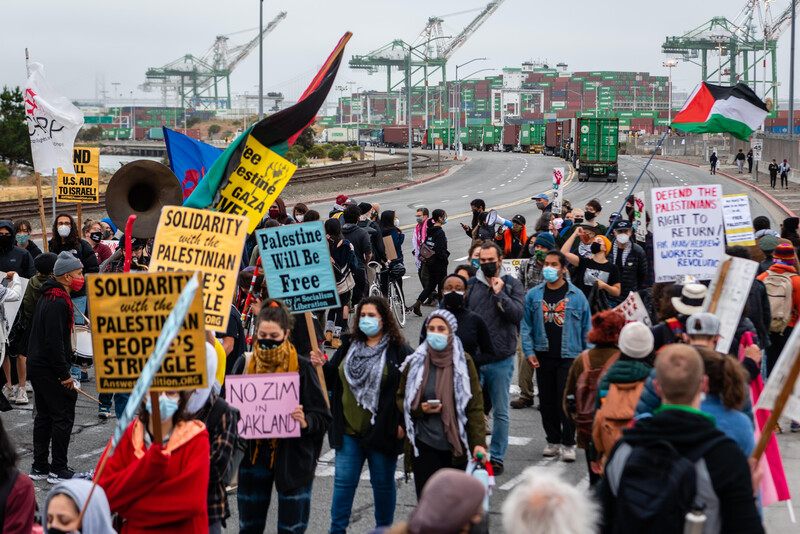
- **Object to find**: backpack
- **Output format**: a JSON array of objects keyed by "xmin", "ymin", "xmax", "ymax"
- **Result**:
[
  {"xmin": 605, "ymin": 435, "xmax": 726, "ymax": 534},
  {"xmin": 573, "ymin": 350, "xmax": 618, "ymax": 445},
  {"xmin": 592, "ymin": 380, "xmax": 646, "ymax": 467},
  {"xmin": 764, "ymin": 271, "xmax": 796, "ymax": 333},
  {"xmin": 206, "ymin": 397, "xmax": 243, "ymax": 488}
]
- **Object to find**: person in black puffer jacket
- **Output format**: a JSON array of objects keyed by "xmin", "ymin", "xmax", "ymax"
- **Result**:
[
  {"xmin": 608, "ymin": 220, "xmax": 648, "ymax": 306},
  {"xmin": 411, "ymin": 210, "xmax": 450, "ymax": 317}
]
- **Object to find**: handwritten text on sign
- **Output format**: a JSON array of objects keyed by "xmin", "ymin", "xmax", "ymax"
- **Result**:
[
  {"xmin": 257, "ymin": 221, "xmax": 340, "ymax": 313},
  {"xmin": 551, "ymin": 168, "xmax": 564, "ymax": 214},
  {"xmin": 217, "ymin": 135, "xmax": 297, "ymax": 234},
  {"xmin": 150, "ymin": 207, "xmax": 247, "ymax": 332},
  {"xmin": 651, "ymin": 184, "xmax": 724, "ymax": 283},
  {"xmin": 57, "ymin": 148, "xmax": 100, "ymax": 203},
  {"xmin": 86, "ymin": 272, "xmax": 206, "ymax": 393},
  {"xmin": 721, "ymin": 194, "xmax": 756, "ymax": 247},
  {"xmin": 227, "ymin": 373, "xmax": 301, "ymax": 439}
]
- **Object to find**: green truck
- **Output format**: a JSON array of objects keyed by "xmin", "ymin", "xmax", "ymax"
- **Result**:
[
  {"xmin": 575, "ymin": 118, "xmax": 619, "ymax": 182},
  {"xmin": 461, "ymin": 126, "xmax": 483, "ymax": 150},
  {"xmin": 520, "ymin": 123, "xmax": 545, "ymax": 153},
  {"xmin": 481, "ymin": 125, "xmax": 502, "ymax": 151}
]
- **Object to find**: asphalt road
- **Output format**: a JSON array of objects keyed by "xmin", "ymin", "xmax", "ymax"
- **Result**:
[{"xmin": 3, "ymin": 149, "xmax": 789, "ymax": 533}]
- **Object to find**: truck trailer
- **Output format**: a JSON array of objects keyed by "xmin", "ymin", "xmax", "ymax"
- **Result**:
[{"xmin": 575, "ymin": 117, "xmax": 619, "ymax": 182}]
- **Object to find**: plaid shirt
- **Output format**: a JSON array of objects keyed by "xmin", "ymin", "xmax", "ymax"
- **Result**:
[{"xmin": 198, "ymin": 395, "xmax": 238, "ymax": 525}]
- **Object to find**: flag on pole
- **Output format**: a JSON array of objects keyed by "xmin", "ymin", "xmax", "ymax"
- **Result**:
[
  {"xmin": 670, "ymin": 82, "xmax": 768, "ymax": 141},
  {"xmin": 184, "ymin": 32, "xmax": 352, "ymax": 218},
  {"xmin": 24, "ymin": 62, "xmax": 84, "ymax": 175},
  {"xmin": 163, "ymin": 127, "xmax": 223, "ymax": 201}
]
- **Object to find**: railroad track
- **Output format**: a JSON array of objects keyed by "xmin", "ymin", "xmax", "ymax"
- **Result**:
[{"xmin": 0, "ymin": 153, "xmax": 434, "ymax": 221}]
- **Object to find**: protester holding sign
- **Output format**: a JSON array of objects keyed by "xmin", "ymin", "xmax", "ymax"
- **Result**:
[
  {"xmin": 96, "ymin": 391, "xmax": 210, "ymax": 534},
  {"xmin": 561, "ymin": 226, "xmax": 621, "ymax": 305},
  {"xmin": 398, "ymin": 309, "xmax": 486, "ymax": 496},
  {"xmin": 313, "ymin": 296, "xmax": 413, "ymax": 533},
  {"xmin": 237, "ymin": 301, "xmax": 331, "ymax": 534}
]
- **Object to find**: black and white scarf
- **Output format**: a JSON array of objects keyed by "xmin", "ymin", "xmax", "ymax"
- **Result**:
[{"xmin": 343, "ymin": 335, "xmax": 390, "ymax": 423}]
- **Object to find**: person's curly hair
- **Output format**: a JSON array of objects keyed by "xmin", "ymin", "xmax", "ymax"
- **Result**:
[
  {"xmin": 352, "ymin": 295, "xmax": 406, "ymax": 347},
  {"xmin": 586, "ymin": 309, "xmax": 626, "ymax": 346}
]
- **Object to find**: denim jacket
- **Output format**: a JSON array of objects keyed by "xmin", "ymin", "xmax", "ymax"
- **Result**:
[{"xmin": 521, "ymin": 281, "xmax": 592, "ymax": 359}]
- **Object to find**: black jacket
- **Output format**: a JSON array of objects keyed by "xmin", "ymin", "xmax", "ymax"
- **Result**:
[
  {"xmin": 600, "ymin": 408, "xmax": 763, "ymax": 534},
  {"xmin": 609, "ymin": 242, "xmax": 648, "ymax": 303},
  {"xmin": 322, "ymin": 337, "xmax": 413, "ymax": 456},
  {"xmin": 746, "ymin": 279, "xmax": 771, "ymax": 350},
  {"xmin": 418, "ymin": 306, "xmax": 496, "ymax": 366},
  {"xmin": 341, "ymin": 224, "xmax": 372, "ymax": 268},
  {"xmin": 20, "ymin": 241, "xmax": 42, "ymax": 261},
  {"xmin": 0, "ymin": 245, "xmax": 35, "ymax": 278},
  {"xmin": 358, "ymin": 220, "xmax": 385, "ymax": 263},
  {"xmin": 424, "ymin": 225, "xmax": 449, "ymax": 266},
  {"xmin": 26, "ymin": 278, "xmax": 73, "ymax": 381},
  {"xmin": 48, "ymin": 238, "xmax": 100, "ymax": 297}
]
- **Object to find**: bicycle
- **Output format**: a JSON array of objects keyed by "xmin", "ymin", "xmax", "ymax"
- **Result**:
[{"xmin": 367, "ymin": 261, "xmax": 407, "ymax": 327}]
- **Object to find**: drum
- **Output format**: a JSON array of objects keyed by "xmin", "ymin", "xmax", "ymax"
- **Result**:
[{"xmin": 71, "ymin": 325, "xmax": 94, "ymax": 367}]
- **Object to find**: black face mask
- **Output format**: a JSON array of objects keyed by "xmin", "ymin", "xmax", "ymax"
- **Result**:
[
  {"xmin": 574, "ymin": 217, "xmax": 584, "ymax": 224},
  {"xmin": 591, "ymin": 242, "xmax": 602, "ymax": 254},
  {"xmin": 47, "ymin": 528, "xmax": 79, "ymax": 534},
  {"xmin": 89, "ymin": 231, "xmax": 103, "ymax": 243},
  {"xmin": 625, "ymin": 206, "xmax": 634, "ymax": 216},
  {"xmin": 442, "ymin": 291, "xmax": 464, "ymax": 309},
  {"xmin": 257, "ymin": 338, "xmax": 284, "ymax": 351},
  {"xmin": 0, "ymin": 235, "xmax": 13, "ymax": 250},
  {"xmin": 584, "ymin": 211, "xmax": 596, "ymax": 221},
  {"xmin": 480, "ymin": 262, "xmax": 498, "ymax": 278},
  {"xmin": 102, "ymin": 229, "xmax": 113, "ymax": 239}
]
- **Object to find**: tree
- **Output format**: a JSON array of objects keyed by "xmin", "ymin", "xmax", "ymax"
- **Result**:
[
  {"xmin": 328, "ymin": 145, "xmax": 345, "ymax": 161},
  {"xmin": 308, "ymin": 146, "xmax": 327, "ymax": 159},
  {"xmin": 0, "ymin": 86, "xmax": 32, "ymax": 166},
  {"xmin": 295, "ymin": 126, "xmax": 315, "ymax": 152},
  {"xmin": 208, "ymin": 124, "xmax": 221, "ymax": 137},
  {"xmin": 76, "ymin": 125, "xmax": 104, "ymax": 142}
]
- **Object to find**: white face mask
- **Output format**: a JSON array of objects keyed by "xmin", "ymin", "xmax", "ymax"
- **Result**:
[
  {"xmin": 615, "ymin": 233, "xmax": 630, "ymax": 245},
  {"xmin": 57, "ymin": 225, "xmax": 71, "ymax": 238},
  {"xmin": 296, "ymin": 215, "xmax": 304, "ymax": 223},
  {"xmin": 394, "ymin": 218, "xmax": 400, "ymax": 227}
]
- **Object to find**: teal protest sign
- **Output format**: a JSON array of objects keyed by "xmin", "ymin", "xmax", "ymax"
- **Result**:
[{"xmin": 256, "ymin": 221, "xmax": 340, "ymax": 313}]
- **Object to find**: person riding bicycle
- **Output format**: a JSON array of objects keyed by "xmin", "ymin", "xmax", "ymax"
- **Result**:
[{"xmin": 380, "ymin": 211, "xmax": 406, "ymax": 299}]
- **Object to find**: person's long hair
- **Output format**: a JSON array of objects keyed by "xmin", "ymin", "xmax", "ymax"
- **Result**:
[
  {"xmin": 0, "ymin": 418, "xmax": 18, "ymax": 484},
  {"xmin": 325, "ymin": 218, "xmax": 343, "ymax": 241},
  {"xmin": 51, "ymin": 213, "xmax": 80, "ymax": 251},
  {"xmin": 351, "ymin": 295, "xmax": 405, "ymax": 346},
  {"xmin": 380, "ymin": 210, "xmax": 399, "ymax": 233},
  {"xmin": 700, "ymin": 350, "xmax": 747, "ymax": 410}
]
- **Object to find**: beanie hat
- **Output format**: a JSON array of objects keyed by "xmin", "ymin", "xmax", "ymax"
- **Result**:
[
  {"xmin": 618, "ymin": 322, "xmax": 654, "ymax": 359},
  {"xmin": 100, "ymin": 217, "xmax": 117, "ymax": 234},
  {"xmin": 774, "ymin": 242, "xmax": 795, "ymax": 264},
  {"xmin": 34, "ymin": 252, "xmax": 58, "ymax": 275},
  {"xmin": 534, "ymin": 232, "xmax": 556, "ymax": 250},
  {"xmin": 758, "ymin": 234, "xmax": 779, "ymax": 253},
  {"xmin": 597, "ymin": 235, "xmax": 612, "ymax": 255},
  {"xmin": 358, "ymin": 202, "xmax": 372, "ymax": 215},
  {"xmin": 424, "ymin": 309, "xmax": 458, "ymax": 335},
  {"xmin": 53, "ymin": 251, "xmax": 83, "ymax": 277},
  {"xmin": 407, "ymin": 469, "xmax": 485, "ymax": 534}
]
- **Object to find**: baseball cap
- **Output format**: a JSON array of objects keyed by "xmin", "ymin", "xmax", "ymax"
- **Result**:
[
  {"xmin": 531, "ymin": 193, "xmax": 549, "ymax": 201},
  {"xmin": 511, "ymin": 214, "xmax": 526, "ymax": 225},
  {"xmin": 614, "ymin": 220, "xmax": 633, "ymax": 231},
  {"xmin": 686, "ymin": 312, "xmax": 721, "ymax": 336}
]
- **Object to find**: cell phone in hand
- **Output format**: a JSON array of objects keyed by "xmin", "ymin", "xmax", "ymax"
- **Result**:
[{"xmin": 427, "ymin": 399, "xmax": 441, "ymax": 408}]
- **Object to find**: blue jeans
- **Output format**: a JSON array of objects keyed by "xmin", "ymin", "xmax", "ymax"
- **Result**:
[
  {"xmin": 330, "ymin": 434, "xmax": 397, "ymax": 533},
  {"xmin": 70, "ymin": 296, "xmax": 88, "ymax": 382},
  {"xmin": 480, "ymin": 355, "xmax": 514, "ymax": 464}
]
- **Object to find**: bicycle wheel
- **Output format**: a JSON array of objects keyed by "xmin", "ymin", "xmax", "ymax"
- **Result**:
[
  {"xmin": 369, "ymin": 283, "xmax": 382, "ymax": 297},
  {"xmin": 390, "ymin": 280, "xmax": 406, "ymax": 327}
]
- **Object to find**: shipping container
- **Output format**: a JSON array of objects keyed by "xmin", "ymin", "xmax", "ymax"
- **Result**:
[
  {"xmin": 575, "ymin": 118, "xmax": 619, "ymax": 182},
  {"xmin": 544, "ymin": 121, "xmax": 560, "ymax": 155},
  {"xmin": 381, "ymin": 126, "xmax": 410, "ymax": 147},
  {"xmin": 481, "ymin": 125, "xmax": 502, "ymax": 150},
  {"xmin": 326, "ymin": 127, "xmax": 359, "ymax": 144},
  {"xmin": 147, "ymin": 127, "xmax": 165, "ymax": 140},
  {"xmin": 502, "ymin": 124, "xmax": 520, "ymax": 152}
]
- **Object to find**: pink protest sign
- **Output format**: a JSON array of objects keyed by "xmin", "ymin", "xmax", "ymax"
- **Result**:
[{"xmin": 226, "ymin": 372, "xmax": 301, "ymax": 439}]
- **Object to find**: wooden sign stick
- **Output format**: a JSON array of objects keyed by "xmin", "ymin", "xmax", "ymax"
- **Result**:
[
  {"xmin": 751, "ymin": 349, "xmax": 800, "ymax": 461},
  {"xmin": 76, "ymin": 388, "xmax": 102, "ymax": 405},
  {"xmin": 77, "ymin": 202, "xmax": 82, "ymax": 229},
  {"xmin": 36, "ymin": 173, "xmax": 48, "ymax": 252},
  {"xmin": 150, "ymin": 391, "xmax": 164, "ymax": 445},
  {"xmin": 707, "ymin": 258, "xmax": 731, "ymax": 315},
  {"xmin": 305, "ymin": 312, "xmax": 330, "ymax": 409}
]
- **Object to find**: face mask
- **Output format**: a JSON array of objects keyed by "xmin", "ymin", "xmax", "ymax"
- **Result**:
[
  {"xmin": 615, "ymin": 233, "xmax": 630, "ymax": 245},
  {"xmin": 426, "ymin": 332, "xmax": 449, "ymax": 351},
  {"xmin": 533, "ymin": 250, "xmax": 547, "ymax": 261},
  {"xmin": 102, "ymin": 229, "xmax": 113, "ymax": 239},
  {"xmin": 69, "ymin": 276, "xmax": 85, "ymax": 292},
  {"xmin": 416, "ymin": 216, "xmax": 424, "ymax": 224},
  {"xmin": 0, "ymin": 235, "xmax": 13, "ymax": 249},
  {"xmin": 537, "ymin": 202, "xmax": 545, "ymax": 211},
  {"xmin": 442, "ymin": 290, "xmax": 464, "ymax": 309},
  {"xmin": 268, "ymin": 209, "xmax": 280, "ymax": 219},
  {"xmin": 542, "ymin": 266, "xmax": 560, "ymax": 283},
  {"xmin": 590, "ymin": 242, "xmax": 603, "ymax": 254},
  {"xmin": 47, "ymin": 529, "xmax": 78, "ymax": 534},
  {"xmin": 471, "ymin": 258, "xmax": 480, "ymax": 268},
  {"xmin": 14, "ymin": 234, "xmax": 29, "ymax": 246},
  {"xmin": 257, "ymin": 337, "xmax": 283, "ymax": 350},
  {"xmin": 359, "ymin": 316, "xmax": 382, "ymax": 336},
  {"xmin": 57, "ymin": 225, "xmax": 71, "ymax": 238},
  {"xmin": 394, "ymin": 218, "xmax": 400, "ymax": 227},
  {"xmin": 480, "ymin": 262, "xmax": 498, "ymax": 278},
  {"xmin": 625, "ymin": 206, "xmax": 634, "ymax": 216},
  {"xmin": 574, "ymin": 217, "xmax": 584, "ymax": 224},
  {"xmin": 89, "ymin": 231, "xmax": 103, "ymax": 243},
  {"xmin": 584, "ymin": 211, "xmax": 596, "ymax": 221},
  {"xmin": 146, "ymin": 393, "xmax": 180, "ymax": 423},
  {"xmin": 442, "ymin": 218, "xmax": 448, "ymax": 225},
  {"xmin": 295, "ymin": 215, "xmax": 304, "ymax": 223}
]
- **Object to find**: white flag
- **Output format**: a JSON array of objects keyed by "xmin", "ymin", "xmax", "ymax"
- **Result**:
[{"xmin": 25, "ymin": 62, "xmax": 83, "ymax": 176}]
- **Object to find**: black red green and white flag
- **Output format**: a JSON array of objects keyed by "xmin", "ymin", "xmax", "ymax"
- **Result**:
[
  {"xmin": 670, "ymin": 82, "xmax": 768, "ymax": 141},
  {"xmin": 184, "ymin": 32, "xmax": 352, "ymax": 213}
]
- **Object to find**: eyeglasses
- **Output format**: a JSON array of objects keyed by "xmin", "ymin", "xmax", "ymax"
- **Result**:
[{"xmin": 57, "ymin": 222, "xmax": 71, "ymax": 227}]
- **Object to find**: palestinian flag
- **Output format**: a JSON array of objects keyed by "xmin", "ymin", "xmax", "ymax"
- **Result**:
[
  {"xmin": 184, "ymin": 32, "xmax": 352, "ymax": 210},
  {"xmin": 671, "ymin": 82, "xmax": 768, "ymax": 141}
]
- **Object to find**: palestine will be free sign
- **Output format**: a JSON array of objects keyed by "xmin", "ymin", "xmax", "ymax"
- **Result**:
[
  {"xmin": 257, "ymin": 221, "xmax": 340, "ymax": 313},
  {"xmin": 57, "ymin": 147, "xmax": 100, "ymax": 203},
  {"xmin": 217, "ymin": 135, "xmax": 297, "ymax": 234},
  {"xmin": 150, "ymin": 207, "xmax": 247, "ymax": 332},
  {"xmin": 86, "ymin": 272, "xmax": 206, "ymax": 393}
]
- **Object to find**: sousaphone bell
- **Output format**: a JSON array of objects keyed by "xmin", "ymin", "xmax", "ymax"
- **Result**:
[{"xmin": 106, "ymin": 160, "xmax": 183, "ymax": 238}]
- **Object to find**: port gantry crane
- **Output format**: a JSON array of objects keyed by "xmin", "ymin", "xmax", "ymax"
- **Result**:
[
  {"xmin": 662, "ymin": 0, "xmax": 800, "ymax": 109},
  {"xmin": 140, "ymin": 11, "xmax": 287, "ymax": 110},
  {"xmin": 347, "ymin": 1, "xmax": 505, "ymax": 124}
]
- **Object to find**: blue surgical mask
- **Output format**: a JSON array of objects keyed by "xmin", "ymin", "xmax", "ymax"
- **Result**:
[
  {"xmin": 359, "ymin": 316, "xmax": 382, "ymax": 336},
  {"xmin": 442, "ymin": 217, "xmax": 448, "ymax": 225},
  {"xmin": 146, "ymin": 393, "xmax": 180, "ymax": 423},
  {"xmin": 427, "ymin": 332, "xmax": 449, "ymax": 351},
  {"xmin": 471, "ymin": 258, "xmax": 480, "ymax": 269},
  {"xmin": 542, "ymin": 266, "xmax": 560, "ymax": 283}
]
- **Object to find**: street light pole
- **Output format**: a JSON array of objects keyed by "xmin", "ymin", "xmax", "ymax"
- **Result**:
[
  {"xmin": 790, "ymin": 0, "xmax": 796, "ymax": 138},
  {"xmin": 258, "ymin": 0, "xmax": 264, "ymax": 120},
  {"xmin": 454, "ymin": 57, "xmax": 487, "ymax": 159}
]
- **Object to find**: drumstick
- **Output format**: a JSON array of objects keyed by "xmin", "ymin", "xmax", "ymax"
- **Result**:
[{"xmin": 76, "ymin": 388, "xmax": 102, "ymax": 405}]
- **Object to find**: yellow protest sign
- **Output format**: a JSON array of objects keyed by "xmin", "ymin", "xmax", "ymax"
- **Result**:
[
  {"xmin": 149, "ymin": 206, "xmax": 247, "ymax": 332},
  {"xmin": 56, "ymin": 148, "xmax": 100, "ymax": 203},
  {"xmin": 217, "ymin": 135, "xmax": 297, "ymax": 233},
  {"xmin": 87, "ymin": 271, "xmax": 206, "ymax": 393}
]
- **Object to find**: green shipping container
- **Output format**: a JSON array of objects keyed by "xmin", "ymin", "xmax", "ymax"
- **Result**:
[
  {"xmin": 576, "ymin": 117, "xmax": 619, "ymax": 178},
  {"xmin": 148, "ymin": 127, "xmax": 165, "ymax": 140}
]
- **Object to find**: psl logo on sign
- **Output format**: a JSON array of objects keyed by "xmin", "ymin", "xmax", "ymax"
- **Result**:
[{"xmin": 552, "ymin": 167, "xmax": 564, "ymax": 213}]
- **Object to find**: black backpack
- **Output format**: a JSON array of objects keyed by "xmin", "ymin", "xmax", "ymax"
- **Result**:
[{"xmin": 605, "ymin": 435, "xmax": 726, "ymax": 534}]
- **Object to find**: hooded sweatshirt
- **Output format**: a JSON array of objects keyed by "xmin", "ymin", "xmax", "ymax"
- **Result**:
[
  {"xmin": 0, "ymin": 220, "xmax": 35, "ymax": 278},
  {"xmin": 26, "ymin": 277, "xmax": 73, "ymax": 381},
  {"xmin": 44, "ymin": 479, "xmax": 115, "ymax": 534}
]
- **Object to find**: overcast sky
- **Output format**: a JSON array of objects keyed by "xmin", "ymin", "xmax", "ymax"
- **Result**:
[{"xmin": 2, "ymin": 0, "xmax": 798, "ymax": 108}]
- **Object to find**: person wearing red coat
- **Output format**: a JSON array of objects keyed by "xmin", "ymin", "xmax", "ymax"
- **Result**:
[{"xmin": 96, "ymin": 392, "xmax": 209, "ymax": 534}]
